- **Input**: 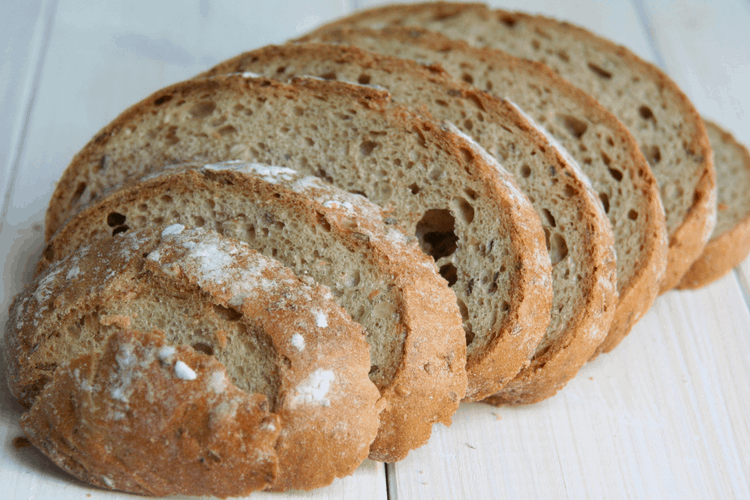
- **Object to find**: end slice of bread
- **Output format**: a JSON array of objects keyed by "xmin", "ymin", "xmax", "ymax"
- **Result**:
[
  {"xmin": 677, "ymin": 121, "xmax": 750, "ymax": 289},
  {"xmin": 310, "ymin": 1, "xmax": 715, "ymax": 293},
  {"xmin": 9, "ymin": 227, "xmax": 381, "ymax": 493}
]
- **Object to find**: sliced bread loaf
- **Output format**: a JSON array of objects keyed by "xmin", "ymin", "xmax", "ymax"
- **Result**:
[
  {"xmin": 678, "ymin": 122, "xmax": 750, "ymax": 289},
  {"xmin": 310, "ymin": 1, "xmax": 716, "ymax": 293},
  {"xmin": 9, "ymin": 227, "xmax": 381, "ymax": 494},
  {"xmin": 42, "ymin": 74, "xmax": 552, "ymax": 406},
  {"xmin": 37, "ymin": 161, "xmax": 467, "ymax": 463},
  {"xmin": 200, "ymin": 43, "xmax": 617, "ymax": 404},
  {"xmin": 297, "ymin": 27, "xmax": 667, "ymax": 354}
]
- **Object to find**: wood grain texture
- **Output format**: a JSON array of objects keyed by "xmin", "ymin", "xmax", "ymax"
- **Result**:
[
  {"xmin": 1, "ymin": 0, "xmax": 750, "ymax": 499},
  {"xmin": 0, "ymin": 0, "xmax": 54, "ymax": 222}
]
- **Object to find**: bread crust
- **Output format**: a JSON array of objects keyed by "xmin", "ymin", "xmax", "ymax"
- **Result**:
[
  {"xmin": 677, "ymin": 122, "xmax": 750, "ymax": 289},
  {"xmin": 9, "ymin": 227, "xmax": 381, "ymax": 493},
  {"xmin": 38, "ymin": 162, "xmax": 469, "ymax": 463},
  {"xmin": 295, "ymin": 26, "xmax": 667, "ymax": 357},
  {"xmin": 41, "ymin": 73, "xmax": 551, "ymax": 408},
  {"xmin": 21, "ymin": 330, "xmax": 281, "ymax": 497},
  {"xmin": 310, "ymin": 0, "xmax": 715, "ymax": 295},
  {"xmin": 202, "ymin": 42, "xmax": 617, "ymax": 403}
]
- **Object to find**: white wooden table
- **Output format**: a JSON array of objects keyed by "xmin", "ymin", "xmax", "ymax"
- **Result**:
[{"xmin": 1, "ymin": 1, "xmax": 749, "ymax": 499}]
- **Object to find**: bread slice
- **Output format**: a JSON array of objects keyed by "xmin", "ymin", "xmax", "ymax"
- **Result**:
[
  {"xmin": 9, "ymin": 226, "xmax": 381, "ymax": 494},
  {"xmin": 43, "ymin": 74, "xmax": 552, "ymax": 406},
  {"xmin": 37, "ymin": 161, "xmax": 467, "ymax": 463},
  {"xmin": 200, "ymin": 43, "xmax": 617, "ymax": 404},
  {"xmin": 297, "ymin": 27, "xmax": 667, "ymax": 355},
  {"xmin": 678, "ymin": 122, "xmax": 750, "ymax": 289},
  {"xmin": 310, "ymin": 1, "xmax": 716, "ymax": 293}
]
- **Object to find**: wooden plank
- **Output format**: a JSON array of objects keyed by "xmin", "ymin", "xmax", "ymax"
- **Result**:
[
  {"xmin": 0, "ymin": 0, "xmax": 53, "ymax": 222},
  {"xmin": 385, "ymin": 276, "xmax": 750, "ymax": 499},
  {"xmin": 0, "ymin": 1, "xmax": 389, "ymax": 499}
]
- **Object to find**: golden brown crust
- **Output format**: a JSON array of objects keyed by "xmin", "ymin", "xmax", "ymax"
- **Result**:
[
  {"xmin": 311, "ymin": 1, "xmax": 715, "ymax": 297},
  {"xmin": 36, "ymin": 161, "xmax": 469, "ymax": 463},
  {"xmin": 9, "ymin": 227, "xmax": 381, "ymax": 493},
  {"xmin": 296, "ymin": 26, "xmax": 667, "ymax": 356},
  {"xmin": 41, "ymin": 73, "xmax": 550, "ymax": 407},
  {"xmin": 21, "ymin": 330, "xmax": 281, "ymax": 498},
  {"xmin": 677, "ymin": 122, "xmax": 750, "ymax": 289}
]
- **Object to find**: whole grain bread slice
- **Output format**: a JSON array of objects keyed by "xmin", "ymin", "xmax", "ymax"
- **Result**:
[
  {"xmin": 678, "ymin": 122, "xmax": 750, "ymax": 289},
  {"xmin": 297, "ymin": 27, "xmax": 667, "ymax": 354},
  {"xmin": 309, "ymin": 1, "xmax": 716, "ymax": 293},
  {"xmin": 43, "ymin": 74, "xmax": 552, "ymax": 407},
  {"xmin": 9, "ymin": 227, "xmax": 381, "ymax": 494},
  {"xmin": 200, "ymin": 43, "xmax": 617, "ymax": 404},
  {"xmin": 37, "ymin": 161, "xmax": 467, "ymax": 463}
]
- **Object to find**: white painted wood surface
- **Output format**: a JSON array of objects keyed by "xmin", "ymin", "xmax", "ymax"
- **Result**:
[{"xmin": 1, "ymin": 1, "xmax": 749, "ymax": 499}]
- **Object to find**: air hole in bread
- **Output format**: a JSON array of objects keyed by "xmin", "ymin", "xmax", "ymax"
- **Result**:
[
  {"xmin": 435, "ymin": 99, "xmax": 449, "ymax": 107},
  {"xmin": 357, "ymin": 73, "xmax": 371, "ymax": 85},
  {"xmin": 194, "ymin": 215, "xmax": 205, "ymax": 227},
  {"xmin": 557, "ymin": 51, "xmax": 570, "ymax": 62},
  {"xmin": 531, "ymin": 39, "xmax": 541, "ymax": 50},
  {"xmin": 112, "ymin": 225, "xmax": 130, "ymax": 236},
  {"xmin": 161, "ymin": 195, "xmax": 173, "ymax": 204},
  {"xmin": 360, "ymin": 140, "xmax": 378, "ymax": 156},
  {"xmin": 189, "ymin": 101, "xmax": 216, "ymax": 119},
  {"xmin": 416, "ymin": 209, "xmax": 458, "ymax": 260},
  {"xmin": 556, "ymin": 114, "xmax": 588, "ymax": 140},
  {"xmin": 487, "ymin": 271, "xmax": 500, "ymax": 294},
  {"xmin": 542, "ymin": 208, "xmax": 556, "ymax": 228},
  {"xmin": 217, "ymin": 125, "xmax": 237, "ymax": 136},
  {"xmin": 608, "ymin": 168, "xmax": 623, "ymax": 182},
  {"xmin": 192, "ymin": 342, "xmax": 214, "ymax": 356},
  {"xmin": 319, "ymin": 71, "xmax": 337, "ymax": 80},
  {"xmin": 294, "ymin": 106, "xmax": 304, "ymax": 117},
  {"xmin": 464, "ymin": 119, "xmax": 474, "ymax": 131},
  {"xmin": 587, "ymin": 62, "xmax": 613, "ymax": 80},
  {"xmin": 315, "ymin": 212, "xmax": 331, "ymax": 232},
  {"xmin": 369, "ymin": 365, "xmax": 379, "ymax": 375},
  {"xmin": 639, "ymin": 105, "xmax": 654, "ymax": 120},
  {"xmin": 453, "ymin": 197, "xmax": 475, "ymax": 224},
  {"xmin": 439, "ymin": 263, "xmax": 458, "ymax": 287},
  {"xmin": 549, "ymin": 233, "xmax": 568, "ymax": 265},
  {"xmin": 464, "ymin": 188, "xmax": 478, "ymax": 200},
  {"xmin": 154, "ymin": 94, "xmax": 172, "ymax": 106},
  {"xmin": 599, "ymin": 192, "xmax": 610, "ymax": 213},
  {"xmin": 628, "ymin": 209, "xmax": 639, "ymax": 221},
  {"xmin": 645, "ymin": 145, "xmax": 662, "ymax": 164},
  {"xmin": 106, "ymin": 212, "xmax": 126, "ymax": 227},
  {"xmin": 601, "ymin": 151, "xmax": 612, "ymax": 166},
  {"xmin": 521, "ymin": 164, "xmax": 532, "ymax": 178},
  {"xmin": 305, "ymin": 137, "xmax": 315, "ymax": 147},
  {"xmin": 461, "ymin": 73, "xmax": 474, "ymax": 85},
  {"xmin": 42, "ymin": 243, "xmax": 54, "ymax": 263},
  {"xmin": 71, "ymin": 182, "xmax": 87, "ymax": 205}
]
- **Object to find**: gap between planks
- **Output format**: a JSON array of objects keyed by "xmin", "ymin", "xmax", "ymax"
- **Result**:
[{"xmin": 0, "ymin": 0, "xmax": 58, "ymax": 228}]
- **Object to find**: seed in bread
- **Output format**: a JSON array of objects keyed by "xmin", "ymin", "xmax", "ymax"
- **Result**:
[{"xmin": 9, "ymin": 227, "xmax": 381, "ymax": 493}]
